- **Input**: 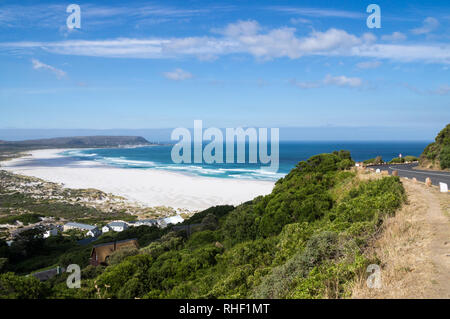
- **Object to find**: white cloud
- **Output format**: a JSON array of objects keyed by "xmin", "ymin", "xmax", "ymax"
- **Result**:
[
  {"xmin": 411, "ymin": 17, "xmax": 439, "ymax": 35},
  {"xmin": 0, "ymin": 3, "xmax": 209, "ymax": 29},
  {"xmin": 291, "ymin": 74, "xmax": 363, "ymax": 89},
  {"xmin": 381, "ymin": 32, "xmax": 407, "ymax": 42},
  {"xmin": 404, "ymin": 83, "xmax": 450, "ymax": 95},
  {"xmin": 31, "ymin": 59, "xmax": 66, "ymax": 78},
  {"xmin": 269, "ymin": 6, "xmax": 363, "ymax": 19},
  {"xmin": 163, "ymin": 68, "xmax": 192, "ymax": 81},
  {"xmin": 2, "ymin": 21, "xmax": 449, "ymax": 64},
  {"xmin": 431, "ymin": 84, "xmax": 450, "ymax": 95},
  {"xmin": 356, "ymin": 61, "xmax": 382, "ymax": 69},
  {"xmin": 323, "ymin": 74, "xmax": 362, "ymax": 87},
  {"xmin": 290, "ymin": 17, "xmax": 312, "ymax": 25},
  {"xmin": 217, "ymin": 20, "xmax": 261, "ymax": 37}
]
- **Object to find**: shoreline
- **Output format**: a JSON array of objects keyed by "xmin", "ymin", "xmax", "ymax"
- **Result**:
[{"xmin": 0, "ymin": 149, "xmax": 275, "ymax": 211}]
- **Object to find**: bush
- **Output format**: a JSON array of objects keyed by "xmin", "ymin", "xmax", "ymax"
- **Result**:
[
  {"xmin": 389, "ymin": 157, "xmax": 404, "ymax": 164},
  {"xmin": 0, "ymin": 272, "xmax": 47, "ymax": 299},
  {"xmin": 363, "ymin": 156, "xmax": 383, "ymax": 165},
  {"xmin": 439, "ymin": 145, "xmax": 450, "ymax": 169},
  {"xmin": 403, "ymin": 155, "xmax": 418, "ymax": 162},
  {"xmin": 108, "ymin": 247, "xmax": 140, "ymax": 266}
]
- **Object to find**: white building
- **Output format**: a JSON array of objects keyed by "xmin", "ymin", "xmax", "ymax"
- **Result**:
[
  {"xmin": 103, "ymin": 221, "xmax": 128, "ymax": 232},
  {"xmin": 64, "ymin": 222, "xmax": 101, "ymax": 237},
  {"xmin": 130, "ymin": 219, "xmax": 159, "ymax": 227}
]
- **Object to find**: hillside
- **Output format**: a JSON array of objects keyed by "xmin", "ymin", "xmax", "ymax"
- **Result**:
[
  {"xmin": 419, "ymin": 124, "xmax": 450, "ymax": 170},
  {"xmin": 0, "ymin": 136, "xmax": 151, "ymax": 151},
  {"xmin": 0, "ymin": 150, "xmax": 407, "ymax": 299}
]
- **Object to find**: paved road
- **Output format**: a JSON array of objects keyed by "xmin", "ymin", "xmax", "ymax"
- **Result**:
[{"xmin": 369, "ymin": 163, "xmax": 450, "ymax": 187}]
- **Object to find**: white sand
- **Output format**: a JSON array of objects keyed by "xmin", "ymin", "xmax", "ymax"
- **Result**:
[{"xmin": 0, "ymin": 149, "xmax": 275, "ymax": 210}]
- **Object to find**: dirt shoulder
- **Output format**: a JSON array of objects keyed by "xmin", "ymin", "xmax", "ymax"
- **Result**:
[{"xmin": 352, "ymin": 177, "xmax": 450, "ymax": 298}]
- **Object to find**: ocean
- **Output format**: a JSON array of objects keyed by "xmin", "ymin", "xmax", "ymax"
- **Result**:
[{"xmin": 61, "ymin": 141, "xmax": 429, "ymax": 182}]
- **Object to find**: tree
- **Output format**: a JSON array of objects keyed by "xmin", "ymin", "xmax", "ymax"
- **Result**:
[{"xmin": 0, "ymin": 272, "xmax": 47, "ymax": 299}]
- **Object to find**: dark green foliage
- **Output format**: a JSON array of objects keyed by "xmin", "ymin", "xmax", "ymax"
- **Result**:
[
  {"xmin": 439, "ymin": 145, "xmax": 450, "ymax": 169},
  {"xmin": 389, "ymin": 157, "xmax": 404, "ymax": 164},
  {"xmin": 1, "ymin": 150, "xmax": 406, "ymax": 299},
  {"xmin": 388, "ymin": 156, "xmax": 418, "ymax": 164},
  {"xmin": 201, "ymin": 214, "xmax": 219, "ymax": 231},
  {"xmin": 182, "ymin": 205, "xmax": 234, "ymax": 225},
  {"xmin": 94, "ymin": 225, "xmax": 167, "ymax": 247},
  {"xmin": 0, "ymin": 213, "xmax": 43, "ymax": 226},
  {"xmin": 108, "ymin": 247, "xmax": 139, "ymax": 266},
  {"xmin": 0, "ymin": 272, "xmax": 47, "ymax": 299},
  {"xmin": 252, "ymin": 231, "xmax": 340, "ymax": 298},
  {"xmin": 420, "ymin": 124, "xmax": 450, "ymax": 169},
  {"xmin": 363, "ymin": 156, "xmax": 383, "ymax": 165},
  {"xmin": 403, "ymin": 155, "xmax": 419, "ymax": 162}
]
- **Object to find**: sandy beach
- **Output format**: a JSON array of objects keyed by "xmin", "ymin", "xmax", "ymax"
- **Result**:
[{"xmin": 0, "ymin": 149, "xmax": 275, "ymax": 211}]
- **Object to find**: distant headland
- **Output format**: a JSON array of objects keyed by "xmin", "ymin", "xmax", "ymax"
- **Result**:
[{"xmin": 0, "ymin": 136, "xmax": 153, "ymax": 151}]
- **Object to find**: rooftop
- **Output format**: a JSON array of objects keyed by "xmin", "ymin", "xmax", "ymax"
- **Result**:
[{"xmin": 65, "ymin": 222, "xmax": 97, "ymax": 230}]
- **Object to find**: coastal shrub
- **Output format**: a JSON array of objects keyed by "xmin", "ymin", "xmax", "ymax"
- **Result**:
[
  {"xmin": 363, "ymin": 156, "xmax": 383, "ymax": 165},
  {"xmin": 1, "ymin": 150, "xmax": 408, "ymax": 299},
  {"xmin": 439, "ymin": 145, "xmax": 450, "ymax": 169},
  {"xmin": 200, "ymin": 213, "xmax": 219, "ymax": 231},
  {"xmin": 0, "ymin": 213, "xmax": 43, "ymax": 226},
  {"xmin": 0, "ymin": 272, "xmax": 47, "ymax": 299},
  {"xmin": 182, "ymin": 205, "xmax": 234, "ymax": 225},
  {"xmin": 251, "ymin": 231, "xmax": 340, "ymax": 298},
  {"xmin": 420, "ymin": 124, "xmax": 450, "ymax": 168},
  {"xmin": 389, "ymin": 157, "xmax": 405, "ymax": 164},
  {"xmin": 108, "ymin": 247, "xmax": 140, "ymax": 266},
  {"xmin": 403, "ymin": 155, "xmax": 418, "ymax": 162},
  {"xmin": 185, "ymin": 230, "xmax": 219, "ymax": 250}
]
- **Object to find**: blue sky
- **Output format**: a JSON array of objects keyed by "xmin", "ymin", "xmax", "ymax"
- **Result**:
[{"xmin": 0, "ymin": 0, "xmax": 449, "ymax": 138}]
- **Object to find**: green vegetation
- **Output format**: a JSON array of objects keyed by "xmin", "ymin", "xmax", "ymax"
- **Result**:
[
  {"xmin": 0, "ymin": 186, "xmax": 136, "ymax": 225},
  {"xmin": 388, "ymin": 156, "xmax": 418, "ymax": 164},
  {"xmin": 420, "ymin": 124, "xmax": 450, "ymax": 170},
  {"xmin": 363, "ymin": 156, "xmax": 383, "ymax": 165},
  {"xmin": 0, "ymin": 136, "xmax": 151, "ymax": 153},
  {"xmin": 0, "ymin": 150, "xmax": 406, "ymax": 299},
  {"xmin": 0, "ymin": 213, "xmax": 43, "ymax": 226}
]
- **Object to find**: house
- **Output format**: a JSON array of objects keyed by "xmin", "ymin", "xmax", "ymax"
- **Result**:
[
  {"xmin": 43, "ymin": 227, "xmax": 59, "ymax": 238},
  {"xmin": 64, "ymin": 222, "xmax": 101, "ymax": 237},
  {"xmin": 108, "ymin": 221, "xmax": 128, "ymax": 232},
  {"xmin": 90, "ymin": 238, "xmax": 139, "ymax": 266},
  {"xmin": 102, "ymin": 221, "xmax": 128, "ymax": 233},
  {"xmin": 129, "ymin": 219, "xmax": 159, "ymax": 227}
]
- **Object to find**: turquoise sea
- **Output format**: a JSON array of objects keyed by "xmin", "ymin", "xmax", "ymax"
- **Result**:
[{"xmin": 61, "ymin": 141, "xmax": 429, "ymax": 182}]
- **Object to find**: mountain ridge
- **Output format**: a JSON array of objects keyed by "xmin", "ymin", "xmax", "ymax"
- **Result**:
[{"xmin": 0, "ymin": 136, "xmax": 152, "ymax": 151}]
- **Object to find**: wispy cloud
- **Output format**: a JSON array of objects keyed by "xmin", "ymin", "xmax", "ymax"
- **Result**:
[
  {"xmin": 381, "ymin": 32, "xmax": 407, "ymax": 42},
  {"xmin": 411, "ymin": 17, "xmax": 439, "ymax": 35},
  {"xmin": 404, "ymin": 83, "xmax": 450, "ymax": 95},
  {"xmin": 323, "ymin": 75, "xmax": 362, "ymax": 88},
  {"xmin": 291, "ymin": 74, "xmax": 363, "ymax": 89},
  {"xmin": 163, "ymin": 68, "xmax": 192, "ymax": 81},
  {"xmin": 356, "ymin": 61, "xmax": 382, "ymax": 69},
  {"xmin": 269, "ymin": 6, "xmax": 363, "ymax": 19},
  {"xmin": 431, "ymin": 84, "xmax": 450, "ymax": 95},
  {"xmin": 0, "ymin": 3, "xmax": 209, "ymax": 29},
  {"xmin": 2, "ymin": 21, "xmax": 449, "ymax": 64},
  {"xmin": 31, "ymin": 59, "xmax": 66, "ymax": 78}
]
